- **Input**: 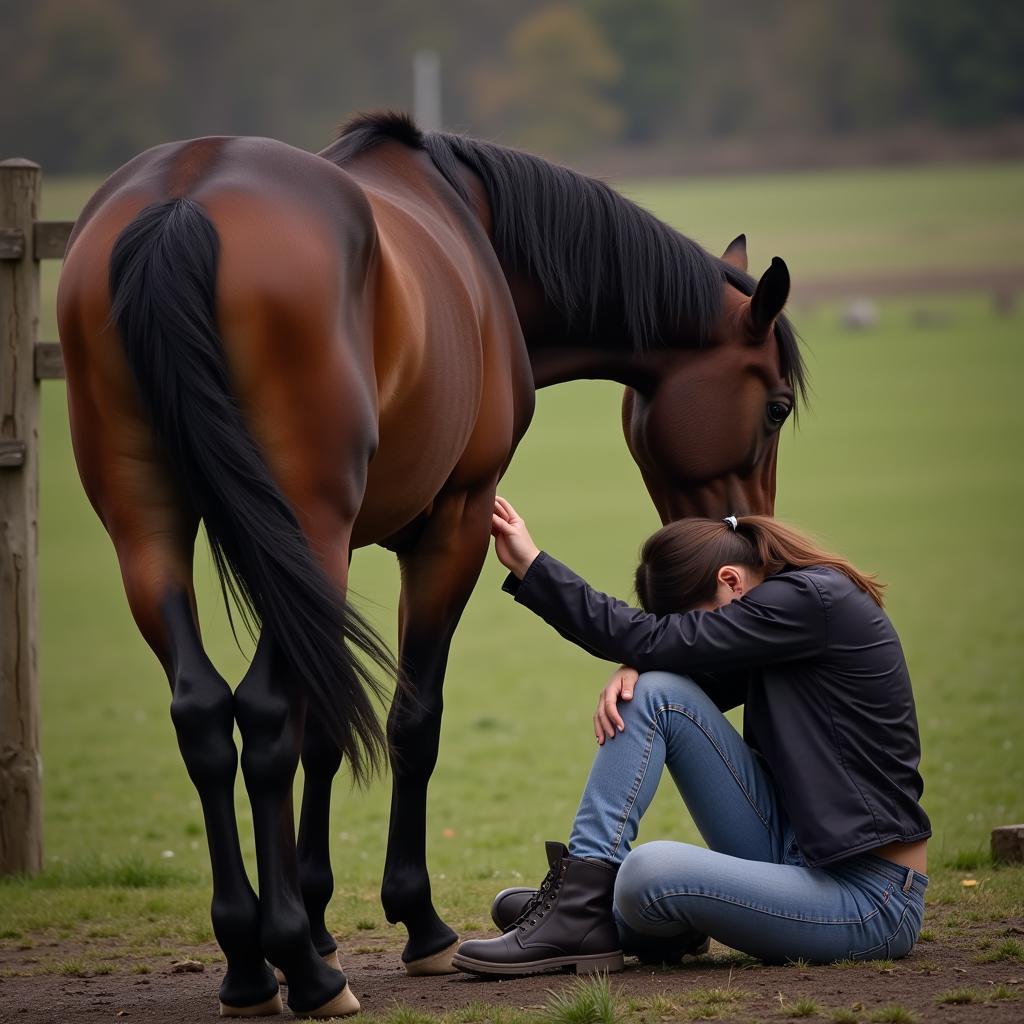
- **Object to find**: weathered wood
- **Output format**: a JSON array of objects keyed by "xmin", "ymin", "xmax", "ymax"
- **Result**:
[
  {"xmin": 991, "ymin": 824, "xmax": 1024, "ymax": 864},
  {"xmin": 0, "ymin": 441, "xmax": 27, "ymax": 468},
  {"xmin": 0, "ymin": 158, "xmax": 43, "ymax": 875},
  {"xmin": 33, "ymin": 220, "xmax": 74, "ymax": 261},
  {"xmin": 0, "ymin": 228, "xmax": 25, "ymax": 260},
  {"xmin": 34, "ymin": 341, "xmax": 65, "ymax": 380}
]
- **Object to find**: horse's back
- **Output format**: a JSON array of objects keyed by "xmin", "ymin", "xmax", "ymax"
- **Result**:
[{"xmin": 59, "ymin": 137, "xmax": 383, "ymax": 571}]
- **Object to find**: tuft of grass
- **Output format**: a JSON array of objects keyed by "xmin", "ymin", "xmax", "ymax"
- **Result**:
[
  {"xmin": 786, "ymin": 956, "xmax": 811, "ymax": 969},
  {"xmin": 377, "ymin": 1010, "xmax": 437, "ymax": 1024},
  {"xmin": 936, "ymin": 987, "xmax": 982, "ymax": 1005},
  {"xmin": 686, "ymin": 1007, "xmax": 721, "ymax": 1022},
  {"xmin": 830, "ymin": 1010, "xmax": 860, "ymax": 1023},
  {"xmin": 544, "ymin": 973, "xmax": 618, "ymax": 1024},
  {"xmin": 868, "ymin": 1007, "xmax": 917, "ymax": 1024},
  {"xmin": 623, "ymin": 994, "xmax": 659, "ymax": 1013},
  {"xmin": 974, "ymin": 937, "xmax": 1024, "ymax": 963},
  {"xmin": 131, "ymin": 963, "xmax": 151, "ymax": 974},
  {"xmin": 830, "ymin": 958, "xmax": 895, "ymax": 972},
  {"xmin": 355, "ymin": 918, "xmax": 376, "ymax": 931},
  {"xmin": 988, "ymin": 984, "xmax": 1019, "ymax": 1001},
  {"xmin": 53, "ymin": 958, "xmax": 90, "ymax": 977},
  {"xmin": 916, "ymin": 928, "xmax": 935, "ymax": 942},
  {"xmin": 785, "ymin": 995, "xmax": 822, "ymax": 1017}
]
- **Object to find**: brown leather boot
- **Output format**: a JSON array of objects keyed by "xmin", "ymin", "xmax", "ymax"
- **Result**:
[{"xmin": 453, "ymin": 842, "xmax": 623, "ymax": 976}]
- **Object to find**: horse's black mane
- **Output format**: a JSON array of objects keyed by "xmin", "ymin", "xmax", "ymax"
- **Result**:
[{"xmin": 329, "ymin": 112, "xmax": 806, "ymax": 405}]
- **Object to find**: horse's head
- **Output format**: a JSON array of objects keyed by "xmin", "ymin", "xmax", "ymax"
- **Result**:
[{"xmin": 623, "ymin": 235, "xmax": 802, "ymax": 522}]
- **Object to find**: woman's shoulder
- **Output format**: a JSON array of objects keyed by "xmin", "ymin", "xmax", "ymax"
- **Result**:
[
  {"xmin": 764, "ymin": 565, "xmax": 863, "ymax": 610},
  {"xmin": 754, "ymin": 565, "xmax": 835, "ymax": 612}
]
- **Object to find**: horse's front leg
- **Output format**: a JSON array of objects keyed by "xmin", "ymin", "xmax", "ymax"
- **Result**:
[{"xmin": 381, "ymin": 485, "xmax": 496, "ymax": 974}]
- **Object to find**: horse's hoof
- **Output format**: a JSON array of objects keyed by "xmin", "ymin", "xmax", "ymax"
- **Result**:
[
  {"xmin": 303, "ymin": 983, "xmax": 360, "ymax": 1018},
  {"xmin": 273, "ymin": 950, "xmax": 343, "ymax": 986},
  {"xmin": 218, "ymin": 991, "xmax": 284, "ymax": 1017},
  {"xmin": 404, "ymin": 939, "xmax": 460, "ymax": 976}
]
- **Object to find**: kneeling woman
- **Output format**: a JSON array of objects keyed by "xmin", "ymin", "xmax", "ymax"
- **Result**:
[{"xmin": 453, "ymin": 499, "xmax": 930, "ymax": 975}]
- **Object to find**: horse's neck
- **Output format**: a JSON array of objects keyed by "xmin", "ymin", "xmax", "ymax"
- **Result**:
[
  {"xmin": 502, "ymin": 273, "xmax": 657, "ymax": 390},
  {"xmin": 528, "ymin": 345, "xmax": 661, "ymax": 390}
]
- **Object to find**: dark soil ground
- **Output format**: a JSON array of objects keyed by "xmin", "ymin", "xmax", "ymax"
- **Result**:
[{"xmin": 1, "ymin": 908, "xmax": 1021, "ymax": 1024}]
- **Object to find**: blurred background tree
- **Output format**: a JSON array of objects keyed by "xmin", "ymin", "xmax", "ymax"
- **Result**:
[
  {"xmin": 0, "ymin": 0, "xmax": 1021, "ymax": 171},
  {"xmin": 473, "ymin": 5, "xmax": 622, "ymax": 154}
]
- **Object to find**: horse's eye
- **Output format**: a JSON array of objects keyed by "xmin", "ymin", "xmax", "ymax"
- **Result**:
[{"xmin": 767, "ymin": 402, "xmax": 791, "ymax": 425}]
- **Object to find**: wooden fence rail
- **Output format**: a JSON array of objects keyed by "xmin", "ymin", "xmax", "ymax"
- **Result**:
[{"xmin": 0, "ymin": 158, "xmax": 73, "ymax": 876}]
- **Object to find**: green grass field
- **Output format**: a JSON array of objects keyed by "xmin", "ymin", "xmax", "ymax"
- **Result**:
[{"xmin": 3, "ymin": 162, "xmax": 1023, "ymax": 955}]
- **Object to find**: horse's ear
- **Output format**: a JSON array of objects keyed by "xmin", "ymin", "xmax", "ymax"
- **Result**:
[
  {"xmin": 749, "ymin": 257, "xmax": 790, "ymax": 334},
  {"xmin": 722, "ymin": 234, "xmax": 748, "ymax": 271}
]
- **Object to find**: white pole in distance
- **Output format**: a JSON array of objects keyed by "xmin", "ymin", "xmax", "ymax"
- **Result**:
[{"xmin": 413, "ymin": 49, "xmax": 442, "ymax": 131}]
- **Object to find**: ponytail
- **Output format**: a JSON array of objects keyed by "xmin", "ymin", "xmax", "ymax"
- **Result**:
[{"xmin": 635, "ymin": 515, "xmax": 884, "ymax": 615}]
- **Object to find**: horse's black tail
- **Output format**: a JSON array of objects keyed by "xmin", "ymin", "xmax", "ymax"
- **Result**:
[{"xmin": 108, "ymin": 197, "xmax": 393, "ymax": 784}]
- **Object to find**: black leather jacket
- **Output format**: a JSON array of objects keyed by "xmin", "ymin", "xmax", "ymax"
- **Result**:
[{"xmin": 503, "ymin": 552, "xmax": 931, "ymax": 867}]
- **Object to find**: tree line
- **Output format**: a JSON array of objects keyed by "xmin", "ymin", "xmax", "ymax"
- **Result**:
[{"xmin": 2, "ymin": 0, "xmax": 1021, "ymax": 172}]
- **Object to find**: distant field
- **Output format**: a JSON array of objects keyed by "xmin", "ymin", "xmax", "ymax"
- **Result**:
[
  {"xmin": 621, "ymin": 160, "xmax": 1024, "ymax": 281},
  {"xmin": 4, "ymin": 163, "xmax": 1022, "ymax": 949}
]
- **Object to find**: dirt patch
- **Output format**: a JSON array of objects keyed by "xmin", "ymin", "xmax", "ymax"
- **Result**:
[{"xmin": 0, "ymin": 910, "xmax": 1021, "ymax": 1023}]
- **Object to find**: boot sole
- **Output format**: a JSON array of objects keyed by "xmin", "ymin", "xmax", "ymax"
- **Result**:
[{"xmin": 452, "ymin": 950, "xmax": 624, "ymax": 977}]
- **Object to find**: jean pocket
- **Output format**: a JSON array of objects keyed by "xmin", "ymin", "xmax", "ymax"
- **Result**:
[
  {"xmin": 886, "ymin": 908, "xmax": 918, "ymax": 960},
  {"xmin": 851, "ymin": 910, "xmax": 921, "ymax": 962},
  {"xmin": 849, "ymin": 884, "xmax": 904, "ymax": 961}
]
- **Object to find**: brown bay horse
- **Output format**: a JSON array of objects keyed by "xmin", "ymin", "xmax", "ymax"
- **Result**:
[{"xmin": 56, "ymin": 112, "xmax": 805, "ymax": 1017}]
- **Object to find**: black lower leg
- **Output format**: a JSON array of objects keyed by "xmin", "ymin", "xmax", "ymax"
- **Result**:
[
  {"xmin": 381, "ymin": 685, "xmax": 458, "ymax": 963},
  {"xmin": 381, "ymin": 490, "xmax": 494, "ymax": 967},
  {"xmin": 297, "ymin": 714, "xmax": 342, "ymax": 957},
  {"xmin": 236, "ymin": 632, "xmax": 345, "ymax": 1014},
  {"xmin": 163, "ymin": 590, "xmax": 277, "ymax": 1008}
]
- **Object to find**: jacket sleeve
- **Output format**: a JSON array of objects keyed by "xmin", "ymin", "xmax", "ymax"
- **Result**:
[{"xmin": 502, "ymin": 551, "xmax": 828, "ymax": 673}]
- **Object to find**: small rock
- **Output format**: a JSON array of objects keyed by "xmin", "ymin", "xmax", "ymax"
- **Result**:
[{"xmin": 169, "ymin": 959, "xmax": 204, "ymax": 974}]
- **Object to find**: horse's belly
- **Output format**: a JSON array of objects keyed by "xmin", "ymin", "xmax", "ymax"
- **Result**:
[{"xmin": 351, "ymin": 333, "xmax": 485, "ymax": 546}]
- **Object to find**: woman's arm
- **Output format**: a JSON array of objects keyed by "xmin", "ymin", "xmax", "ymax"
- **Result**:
[{"xmin": 491, "ymin": 499, "xmax": 828, "ymax": 673}]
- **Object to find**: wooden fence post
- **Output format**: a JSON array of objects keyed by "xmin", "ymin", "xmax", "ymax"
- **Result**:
[{"xmin": 0, "ymin": 159, "xmax": 42, "ymax": 875}]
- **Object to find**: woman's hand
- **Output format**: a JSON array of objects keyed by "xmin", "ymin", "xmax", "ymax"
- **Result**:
[
  {"xmin": 491, "ymin": 496, "xmax": 541, "ymax": 579},
  {"xmin": 594, "ymin": 665, "xmax": 640, "ymax": 744}
]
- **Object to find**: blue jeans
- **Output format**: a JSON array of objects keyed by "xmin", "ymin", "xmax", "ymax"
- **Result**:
[{"xmin": 568, "ymin": 672, "xmax": 927, "ymax": 964}]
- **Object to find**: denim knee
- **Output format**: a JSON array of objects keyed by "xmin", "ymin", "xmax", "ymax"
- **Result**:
[
  {"xmin": 632, "ymin": 672, "xmax": 711, "ymax": 714},
  {"xmin": 614, "ymin": 841, "xmax": 685, "ymax": 935}
]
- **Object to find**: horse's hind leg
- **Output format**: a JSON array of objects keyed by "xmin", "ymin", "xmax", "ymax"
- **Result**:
[
  {"xmin": 296, "ymin": 712, "xmax": 345, "ymax": 963},
  {"xmin": 160, "ymin": 589, "xmax": 282, "ymax": 1016},
  {"xmin": 116, "ymin": 544, "xmax": 281, "ymax": 1016},
  {"xmin": 235, "ymin": 631, "xmax": 359, "ymax": 1018}
]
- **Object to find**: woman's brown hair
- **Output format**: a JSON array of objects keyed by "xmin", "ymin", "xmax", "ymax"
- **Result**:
[{"xmin": 634, "ymin": 516, "xmax": 885, "ymax": 615}]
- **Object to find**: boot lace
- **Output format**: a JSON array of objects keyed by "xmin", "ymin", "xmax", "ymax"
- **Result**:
[{"xmin": 514, "ymin": 862, "xmax": 566, "ymax": 932}]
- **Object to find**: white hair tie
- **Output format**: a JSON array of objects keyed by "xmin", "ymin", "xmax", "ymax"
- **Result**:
[{"xmin": 723, "ymin": 515, "xmax": 739, "ymax": 531}]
